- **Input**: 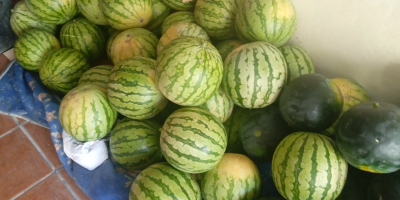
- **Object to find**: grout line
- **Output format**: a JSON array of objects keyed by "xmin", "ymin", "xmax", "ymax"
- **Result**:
[
  {"xmin": 10, "ymin": 172, "xmax": 53, "ymax": 200},
  {"xmin": 0, "ymin": 124, "xmax": 21, "ymax": 140},
  {"xmin": 11, "ymin": 116, "xmax": 28, "ymax": 126},
  {"xmin": 55, "ymin": 168, "xmax": 81, "ymax": 200},
  {"xmin": 19, "ymin": 123, "xmax": 56, "ymax": 171}
]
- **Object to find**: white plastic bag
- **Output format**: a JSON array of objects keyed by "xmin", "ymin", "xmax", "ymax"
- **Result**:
[{"xmin": 62, "ymin": 130, "xmax": 108, "ymax": 170}]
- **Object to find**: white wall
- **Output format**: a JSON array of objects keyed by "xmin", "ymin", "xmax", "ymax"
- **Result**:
[{"xmin": 288, "ymin": 0, "xmax": 400, "ymax": 105}]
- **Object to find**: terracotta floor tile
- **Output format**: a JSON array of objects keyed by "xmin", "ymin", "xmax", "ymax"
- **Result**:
[
  {"xmin": 24, "ymin": 123, "xmax": 63, "ymax": 169},
  {"xmin": 17, "ymin": 174, "xmax": 75, "ymax": 200},
  {"xmin": 0, "ymin": 53, "xmax": 10, "ymax": 74},
  {"xmin": 0, "ymin": 114, "xmax": 18, "ymax": 137},
  {"xmin": 0, "ymin": 129, "xmax": 52, "ymax": 199},
  {"xmin": 58, "ymin": 168, "xmax": 91, "ymax": 200}
]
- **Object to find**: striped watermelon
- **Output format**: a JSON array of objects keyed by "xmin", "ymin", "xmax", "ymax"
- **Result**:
[
  {"xmin": 223, "ymin": 105, "xmax": 248, "ymax": 153},
  {"xmin": 60, "ymin": 18, "xmax": 106, "ymax": 62},
  {"xmin": 161, "ymin": 11, "xmax": 195, "ymax": 35},
  {"xmin": 201, "ymin": 153, "xmax": 261, "ymax": 200},
  {"xmin": 214, "ymin": 39, "xmax": 244, "ymax": 61},
  {"xmin": 160, "ymin": 107, "xmax": 227, "ymax": 173},
  {"xmin": 25, "ymin": 0, "xmax": 78, "ymax": 25},
  {"xmin": 107, "ymin": 28, "xmax": 158, "ymax": 65},
  {"xmin": 39, "ymin": 48, "xmax": 90, "ymax": 93},
  {"xmin": 198, "ymin": 86, "xmax": 234, "ymax": 123},
  {"xmin": 272, "ymin": 132, "xmax": 348, "ymax": 200},
  {"xmin": 102, "ymin": 0, "xmax": 152, "ymax": 30},
  {"xmin": 279, "ymin": 44, "xmax": 315, "ymax": 83},
  {"xmin": 145, "ymin": 0, "xmax": 171, "ymax": 36},
  {"xmin": 235, "ymin": 0, "xmax": 297, "ymax": 47},
  {"xmin": 59, "ymin": 84, "xmax": 118, "ymax": 141},
  {"xmin": 156, "ymin": 36, "xmax": 223, "ymax": 106},
  {"xmin": 109, "ymin": 118, "xmax": 163, "ymax": 170},
  {"xmin": 14, "ymin": 29, "xmax": 60, "ymax": 71},
  {"xmin": 129, "ymin": 162, "xmax": 201, "ymax": 200},
  {"xmin": 78, "ymin": 65, "xmax": 113, "ymax": 89},
  {"xmin": 222, "ymin": 41, "xmax": 287, "ymax": 108},
  {"xmin": 106, "ymin": 29, "xmax": 122, "ymax": 59},
  {"xmin": 321, "ymin": 78, "xmax": 370, "ymax": 137},
  {"xmin": 194, "ymin": 0, "xmax": 237, "ymax": 40},
  {"xmin": 76, "ymin": 0, "xmax": 108, "ymax": 25},
  {"xmin": 157, "ymin": 22, "xmax": 210, "ymax": 55},
  {"xmin": 161, "ymin": 0, "xmax": 196, "ymax": 11},
  {"xmin": 10, "ymin": 0, "xmax": 58, "ymax": 37},
  {"xmin": 107, "ymin": 57, "xmax": 168, "ymax": 120}
]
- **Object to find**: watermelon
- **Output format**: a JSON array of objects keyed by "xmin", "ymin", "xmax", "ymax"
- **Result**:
[
  {"xmin": 60, "ymin": 17, "xmax": 106, "ymax": 62},
  {"xmin": 222, "ymin": 41, "xmax": 287, "ymax": 108},
  {"xmin": 214, "ymin": 39, "xmax": 243, "ymax": 61},
  {"xmin": 160, "ymin": 107, "xmax": 227, "ymax": 173},
  {"xmin": 198, "ymin": 86, "xmax": 234, "ymax": 123},
  {"xmin": 25, "ymin": 0, "xmax": 78, "ymax": 25},
  {"xmin": 107, "ymin": 28, "xmax": 158, "ymax": 65},
  {"xmin": 336, "ymin": 101, "xmax": 400, "ymax": 173},
  {"xmin": 107, "ymin": 57, "xmax": 168, "ymax": 120},
  {"xmin": 102, "ymin": 0, "xmax": 153, "ymax": 30},
  {"xmin": 161, "ymin": 11, "xmax": 195, "ymax": 35},
  {"xmin": 78, "ymin": 65, "xmax": 113, "ymax": 89},
  {"xmin": 14, "ymin": 29, "xmax": 60, "ymax": 71},
  {"xmin": 145, "ymin": 0, "xmax": 171, "ymax": 37},
  {"xmin": 59, "ymin": 84, "xmax": 118, "ymax": 141},
  {"xmin": 161, "ymin": 0, "xmax": 196, "ymax": 11},
  {"xmin": 76, "ymin": 0, "xmax": 108, "ymax": 25},
  {"xmin": 279, "ymin": 73, "xmax": 343, "ymax": 132},
  {"xmin": 129, "ymin": 162, "xmax": 201, "ymax": 200},
  {"xmin": 223, "ymin": 105, "xmax": 248, "ymax": 153},
  {"xmin": 235, "ymin": 0, "xmax": 297, "ymax": 47},
  {"xmin": 156, "ymin": 36, "xmax": 223, "ymax": 106},
  {"xmin": 194, "ymin": 0, "xmax": 237, "ymax": 40},
  {"xmin": 106, "ymin": 29, "xmax": 122, "ymax": 59},
  {"xmin": 10, "ymin": 0, "xmax": 58, "ymax": 37},
  {"xmin": 109, "ymin": 117, "xmax": 163, "ymax": 170},
  {"xmin": 278, "ymin": 44, "xmax": 315, "ymax": 83},
  {"xmin": 157, "ymin": 22, "xmax": 210, "ymax": 55},
  {"xmin": 272, "ymin": 132, "xmax": 348, "ymax": 200},
  {"xmin": 201, "ymin": 153, "xmax": 261, "ymax": 200},
  {"xmin": 39, "ymin": 48, "xmax": 90, "ymax": 93}
]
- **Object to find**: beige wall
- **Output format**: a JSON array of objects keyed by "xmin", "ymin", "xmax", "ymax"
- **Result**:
[{"xmin": 288, "ymin": 0, "xmax": 400, "ymax": 105}]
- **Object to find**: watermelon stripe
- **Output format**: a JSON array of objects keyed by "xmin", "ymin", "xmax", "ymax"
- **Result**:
[
  {"xmin": 25, "ymin": 0, "xmax": 77, "ymax": 24},
  {"xmin": 136, "ymin": 179, "xmax": 160, "ymax": 199},
  {"xmin": 77, "ymin": 0, "xmax": 108, "ymax": 25},
  {"xmin": 161, "ymin": 11, "xmax": 195, "ymax": 34},
  {"xmin": 161, "ymin": 0, "xmax": 194, "ymax": 10},
  {"xmin": 153, "ymin": 168, "xmax": 194, "ymax": 199}
]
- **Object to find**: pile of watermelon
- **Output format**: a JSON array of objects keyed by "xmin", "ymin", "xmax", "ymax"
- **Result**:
[{"xmin": 10, "ymin": 0, "xmax": 400, "ymax": 199}]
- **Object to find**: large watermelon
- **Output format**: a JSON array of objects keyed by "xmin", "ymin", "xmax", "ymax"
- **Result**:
[
  {"xmin": 161, "ymin": 11, "xmax": 195, "ymax": 35},
  {"xmin": 235, "ymin": 0, "xmax": 297, "ymax": 47},
  {"xmin": 222, "ymin": 41, "xmax": 287, "ymax": 108},
  {"xmin": 25, "ymin": 0, "xmax": 78, "ymax": 25},
  {"xmin": 107, "ymin": 28, "xmax": 158, "ymax": 65},
  {"xmin": 194, "ymin": 0, "xmax": 237, "ymax": 40},
  {"xmin": 102, "ymin": 0, "xmax": 153, "ymax": 30},
  {"xmin": 60, "ymin": 17, "xmax": 106, "ymax": 62},
  {"xmin": 109, "ymin": 118, "xmax": 163, "ymax": 170},
  {"xmin": 107, "ymin": 57, "xmax": 168, "ymax": 120},
  {"xmin": 10, "ymin": 0, "xmax": 58, "ymax": 37},
  {"xmin": 78, "ymin": 65, "xmax": 113, "ymax": 89},
  {"xmin": 39, "ymin": 48, "xmax": 90, "ymax": 93},
  {"xmin": 278, "ymin": 44, "xmax": 315, "ymax": 83},
  {"xmin": 157, "ymin": 22, "xmax": 210, "ymax": 55},
  {"xmin": 156, "ymin": 36, "xmax": 223, "ymax": 106},
  {"xmin": 129, "ymin": 162, "xmax": 201, "ymax": 200},
  {"xmin": 214, "ymin": 39, "xmax": 244, "ymax": 61},
  {"xmin": 201, "ymin": 153, "xmax": 261, "ymax": 200},
  {"xmin": 14, "ymin": 29, "xmax": 60, "ymax": 71},
  {"xmin": 272, "ymin": 132, "xmax": 348, "ymax": 200},
  {"xmin": 59, "ymin": 84, "xmax": 118, "ymax": 141},
  {"xmin": 160, "ymin": 107, "xmax": 227, "ymax": 173},
  {"xmin": 76, "ymin": 0, "xmax": 108, "ymax": 25}
]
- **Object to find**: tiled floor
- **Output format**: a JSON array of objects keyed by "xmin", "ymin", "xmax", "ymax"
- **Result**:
[{"xmin": 0, "ymin": 51, "xmax": 90, "ymax": 199}]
